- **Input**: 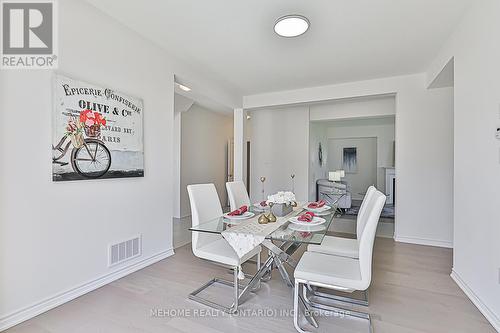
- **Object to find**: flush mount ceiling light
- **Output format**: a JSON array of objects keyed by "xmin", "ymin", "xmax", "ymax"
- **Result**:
[
  {"xmin": 274, "ymin": 15, "xmax": 310, "ymax": 37},
  {"xmin": 177, "ymin": 83, "xmax": 191, "ymax": 92}
]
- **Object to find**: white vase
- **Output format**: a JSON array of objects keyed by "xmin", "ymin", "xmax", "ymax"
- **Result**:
[{"xmin": 271, "ymin": 203, "xmax": 293, "ymax": 217}]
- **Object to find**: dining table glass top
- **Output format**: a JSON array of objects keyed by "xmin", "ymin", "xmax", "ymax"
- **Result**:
[{"xmin": 189, "ymin": 203, "xmax": 339, "ymax": 245}]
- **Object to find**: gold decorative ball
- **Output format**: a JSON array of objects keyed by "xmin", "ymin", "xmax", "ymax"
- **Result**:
[
  {"xmin": 267, "ymin": 212, "xmax": 277, "ymax": 223},
  {"xmin": 258, "ymin": 214, "xmax": 270, "ymax": 224}
]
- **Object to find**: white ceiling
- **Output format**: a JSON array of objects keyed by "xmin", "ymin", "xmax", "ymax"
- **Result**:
[
  {"xmin": 174, "ymin": 83, "xmax": 232, "ymax": 114},
  {"xmin": 86, "ymin": 0, "xmax": 470, "ymax": 96}
]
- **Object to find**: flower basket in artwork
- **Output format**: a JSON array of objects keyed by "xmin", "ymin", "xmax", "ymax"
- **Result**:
[
  {"xmin": 84, "ymin": 124, "xmax": 101, "ymax": 138},
  {"xmin": 79, "ymin": 109, "xmax": 106, "ymax": 138}
]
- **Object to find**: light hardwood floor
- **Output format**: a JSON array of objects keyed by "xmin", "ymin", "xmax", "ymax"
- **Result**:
[{"xmin": 6, "ymin": 237, "xmax": 495, "ymax": 333}]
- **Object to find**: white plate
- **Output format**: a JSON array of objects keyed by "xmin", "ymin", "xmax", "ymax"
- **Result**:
[
  {"xmin": 288, "ymin": 216, "xmax": 326, "ymax": 226},
  {"xmin": 305, "ymin": 204, "xmax": 331, "ymax": 213},
  {"xmin": 253, "ymin": 203, "xmax": 269, "ymax": 211},
  {"xmin": 223, "ymin": 211, "xmax": 255, "ymax": 220}
]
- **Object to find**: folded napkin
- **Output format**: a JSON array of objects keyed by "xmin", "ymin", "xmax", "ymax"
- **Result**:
[
  {"xmin": 228, "ymin": 205, "xmax": 248, "ymax": 216},
  {"xmin": 299, "ymin": 231, "xmax": 312, "ymax": 238},
  {"xmin": 259, "ymin": 201, "xmax": 268, "ymax": 207},
  {"xmin": 298, "ymin": 211, "xmax": 315, "ymax": 222},
  {"xmin": 308, "ymin": 200, "xmax": 326, "ymax": 209}
]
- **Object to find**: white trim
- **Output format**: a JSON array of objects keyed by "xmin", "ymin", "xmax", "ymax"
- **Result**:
[
  {"xmin": 0, "ymin": 248, "xmax": 175, "ymax": 331},
  {"xmin": 394, "ymin": 235, "xmax": 453, "ymax": 248},
  {"xmin": 451, "ymin": 269, "xmax": 500, "ymax": 332},
  {"xmin": 233, "ymin": 108, "xmax": 245, "ymax": 182}
]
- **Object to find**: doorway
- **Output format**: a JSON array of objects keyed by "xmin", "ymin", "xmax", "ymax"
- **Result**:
[
  {"xmin": 172, "ymin": 82, "xmax": 234, "ymax": 248},
  {"xmin": 327, "ymin": 137, "xmax": 377, "ymax": 200}
]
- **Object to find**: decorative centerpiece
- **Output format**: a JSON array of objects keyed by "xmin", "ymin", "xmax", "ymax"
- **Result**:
[{"xmin": 267, "ymin": 191, "xmax": 296, "ymax": 217}]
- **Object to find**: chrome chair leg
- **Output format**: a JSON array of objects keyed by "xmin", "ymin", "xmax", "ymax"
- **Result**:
[
  {"xmin": 189, "ymin": 278, "xmax": 238, "ymax": 313},
  {"xmin": 232, "ymin": 266, "xmax": 239, "ymax": 312},
  {"xmin": 294, "ymin": 280, "xmax": 373, "ymax": 333},
  {"xmin": 189, "ymin": 267, "xmax": 244, "ymax": 314},
  {"xmin": 308, "ymin": 298, "xmax": 373, "ymax": 332},
  {"xmin": 190, "ymin": 253, "xmax": 269, "ymax": 313},
  {"xmin": 294, "ymin": 281, "xmax": 309, "ymax": 333},
  {"xmin": 305, "ymin": 284, "xmax": 369, "ymax": 306}
]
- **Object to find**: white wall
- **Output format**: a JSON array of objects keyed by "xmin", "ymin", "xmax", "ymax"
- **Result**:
[
  {"xmin": 395, "ymin": 82, "xmax": 454, "ymax": 248},
  {"xmin": 233, "ymin": 108, "xmax": 246, "ymax": 183},
  {"xmin": 243, "ymin": 74, "xmax": 454, "ymax": 250},
  {"xmin": 310, "ymin": 95, "xmax": 396, "ymax": 121},
  {"xmin": 173, "ymin": 94, "xmax": 194, "ymax": 218},
  {"xmin": 308, "ymin": 97, "xmax": 395, "ymax": 200},
  {"xmin": 308, "ymin": 122, "xmax": 328, "ymax": 201},
  {"xmin": 180, "ymin": 104, "xmax": 233, "ymax": 216},
  {"xmin": 428, "ymin": 0, "xmax": 500, "ymax": 329},
  {"xmin": 328, "ymin": 137, "xmax": 377, "ymax": 200},
  {"xmin": 322, "ymin": 117, "xmax": 396, "ymax": 194},
  {"xmin": 247, "ymin": 106, "xmax": 309, "ymax": 203},
  {"xmin": 0, "ymin": 0, "xmax": 235, "ymax": 330}
]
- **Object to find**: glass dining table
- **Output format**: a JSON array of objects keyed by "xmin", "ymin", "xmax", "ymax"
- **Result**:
[
  {"xmin": 189, "ymin": 204, "xmax": 336, "ymax": 245},
  {"xmin": 189, "ymin": 202, "xmax": 340, "ymax": 328}
]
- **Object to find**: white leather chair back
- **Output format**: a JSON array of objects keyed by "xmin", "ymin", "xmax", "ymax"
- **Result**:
[
  {"xmin": 357, "ymin": 190, "xmax": 386, "ymax": 290},
  {"xmin": 356, "ymin": 185, "xmax": 377, "ymax": 238},
  {"xmin": 187, "ymin": 184, "xmax": 223, "ymax": 255},
  {"xmin": 226, "ymin": 181, "xmax": 251, "ymax": 211}
]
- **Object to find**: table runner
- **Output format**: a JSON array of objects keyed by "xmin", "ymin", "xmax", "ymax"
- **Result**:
[{"xmin": 222, "ymin": 206, "xmax": 302, "ymax": 279}]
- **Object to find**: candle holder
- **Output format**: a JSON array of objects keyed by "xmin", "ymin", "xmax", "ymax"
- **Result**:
[
  {"xmin": 260, "ymin": 176, "xmax": 266, "ymax": 202},
  {"xmin": 291, "ymin": 174, "xmax": 295, "ymax": 193},
  {"xmin": 267, "ymin": 202, "xmax": 277, "ymax": 222}
]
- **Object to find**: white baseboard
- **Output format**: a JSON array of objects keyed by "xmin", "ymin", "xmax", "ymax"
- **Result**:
[
  {"xmin": 0, "ymin": 248, "xmax": 175, "ymax": 332},
  {"xmin": 394, "ymin": 235, "xmax": 453, "ymax": 248},
  {"xmin": 451, "ymin": 269, "xmax": 500, "ymax": 332}
]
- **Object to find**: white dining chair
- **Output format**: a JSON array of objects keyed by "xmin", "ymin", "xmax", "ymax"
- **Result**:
[
  {"xmin": 307, "ymin": 185, "xmax": 377, "ymax": 259},
  {"xmin": 305, "ymin": 185, "xmax": 377, "ymax": 305},
  {"xmin": 187, "ymin": 183, "xmax": 261, "ymax": 313},
  {"xmin": 293, "ymin": 190, "xmax": 386, "ymax": 333},
  {"xmin": 226, "ymin": 180, "xmax": 251, "ymax": 211}
]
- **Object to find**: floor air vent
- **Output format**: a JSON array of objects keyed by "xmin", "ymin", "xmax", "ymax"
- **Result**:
[{"xmin": 109, "ymin": 235, "xmax": 141, "ymax": 267}]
